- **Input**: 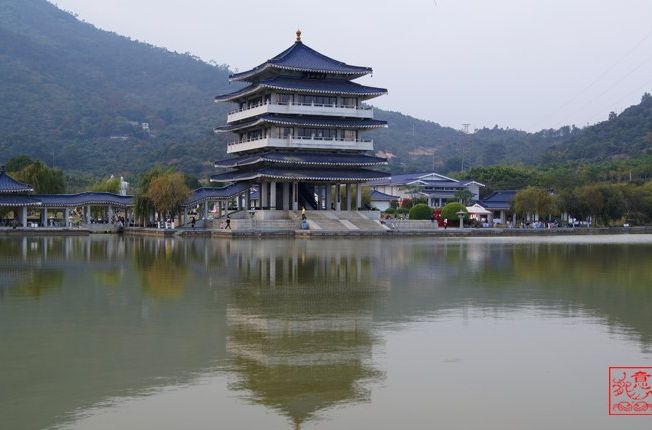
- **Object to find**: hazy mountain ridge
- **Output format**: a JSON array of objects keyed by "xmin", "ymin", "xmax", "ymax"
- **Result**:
[{"xmin": 1, "ymin": 0, "xmax": 650, "ymax": 180}]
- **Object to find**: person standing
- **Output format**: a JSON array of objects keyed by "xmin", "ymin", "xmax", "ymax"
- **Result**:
[{"xmin": 444, "ymin": 218, "xmax": 448, "ymax": 229}]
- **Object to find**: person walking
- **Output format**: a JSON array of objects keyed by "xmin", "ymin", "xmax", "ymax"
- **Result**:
[
  {"xmin": 301, "ymin": 206, "xmax": 306, "ymax": 220},
  {"xmin": 191, "ymin": 216, "xmax": 196, "ymax": 229},
  {"xmin": 225, "ymin": 214, "xmax": 232, "ymax": 230}
]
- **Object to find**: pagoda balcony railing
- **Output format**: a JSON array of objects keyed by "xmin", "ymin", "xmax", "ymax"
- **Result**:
[
  {"xmin": 226, "ymin": 136, "xmax": 374, "ymax": 154},
  {"xmin": 228, "ymin": 101, "xmax": 374, "ymax": 122}
]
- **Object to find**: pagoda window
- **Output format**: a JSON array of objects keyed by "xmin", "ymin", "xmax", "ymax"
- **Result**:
[
  {"xmin": 277, "ymin": 127, "xmax": 293, "ymax": 138},
  {"xmin": 342, "ymin": 130, "xmax": 357, "ymax": 141},
  {"xmin": 298, "ymin": 127, "xmax": 338, "ymax": 139},
  {"xmin": 342, "ymin": 97, "xmax": 358, "ymax": 108},
  {"xmin": 246, "ymin": 129, "xmax": 262, "ymax": 141},
  {"xmin": 248, "ymin": 97, "xmax": 262, "ymax": 108},
  {"xmin": 297, "ymin": 95, "xmax": 337, "ymax": 107},
  {"xmin": 277, "ymin": 93, "xmax": 293, "ymax": 105}
]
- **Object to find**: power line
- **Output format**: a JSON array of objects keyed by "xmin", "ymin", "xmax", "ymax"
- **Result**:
[{"xmin": 534, "ymin": 28, "xmax": 652, "ymax": 129}]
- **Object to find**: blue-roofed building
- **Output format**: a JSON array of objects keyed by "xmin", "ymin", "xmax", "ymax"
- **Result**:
[
  {"xmin": 371, "ymin": 172, "xmax": 484, "ymax": 208},
  {"xmin": 478, "ymin": 190, "xmax": 518, "ymax": 226},
  {"xmin": 213, "ymin": 30, "xmax": 389, "ymax": 212}
]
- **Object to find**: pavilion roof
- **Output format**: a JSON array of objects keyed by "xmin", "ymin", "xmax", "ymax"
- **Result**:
[
  {"xmin": 229, "ymin": 40, "xmax": 372, "ymax": 82},
  {"xmin": 215, "ymin": 114, "xmax": 386, "ymax": 133},
  {"xmin": 37, "ymin": 192, "xmax": 134, "ymax": 208},
  {"xmin": 215, "ymin": 151, "xmax": 387, "ymax": 168},
  {"xmin": 210, "ymin": 167, "xmax": 389, "ymax": 183},
  {"xmin": 478, "ymin": 190, "xmax": 518, "ymax": 210},
  {"xmin": 0, "ymin": 167, "xmax": 34, "ymax": 194},
  {"xmin": 0, "ymin": 195, "xmax": 41, "ymax": 207},
  {"xmin": 369, "ymin": 190, "xmax": 399, "ymax": 202},
  {"xmin": 215, "ymin": 77, "xmax": 387, "ymax": 102},
  {"xmin": 182, "ymin": 183, "xmax": 251, "ymax": 207}
]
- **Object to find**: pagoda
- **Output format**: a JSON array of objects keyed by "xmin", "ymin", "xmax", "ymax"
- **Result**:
[{"xmin": 212, "ymin": 30, "xmax": 389, "ymax": 212}]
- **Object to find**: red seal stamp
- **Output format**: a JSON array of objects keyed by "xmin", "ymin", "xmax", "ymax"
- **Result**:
[{"xmin": 610, "ymin": 367, "xmax": 652, "ymax": 415}]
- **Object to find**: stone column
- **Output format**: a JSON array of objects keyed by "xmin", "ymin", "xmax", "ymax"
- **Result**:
[
  {"xmin": 218, "ymin": 201, "xmax": 223, "ymax": 218},
  {"xmin": 108, "ymin": 205, "xmax": 114, "ymax": 223},
  {"xmin": 335, "ymin": 183, "xmax": 341, "ymax": 211},
  {"xmin": 292, "ymin": 182, "xmax": 299, "ymax": 211},
  {"xmin": 325, "ymin": 184, "xmax": 332, "ymax": 210},
  {"xmin": 356, "ymin": 183, "xmax": 362, "ymax": 210},
  {"xmin": 282, "ymin": 182, "xmax": 290, "ymax": 210},
  {"xmin": 64, "ymin": 208, "xmax": 70, "ymax": 227},
  {"xmin": 269, "ymin": 181, "xmax": 277, "ymax": 210},
  {"xmin": 21, "ymin": 206, "xmax": 28, "ymax": 227},
  {"xmin": 246, "ymin": 188, "xmax": 252, "ymax": 210},
  {"xmin": 261, "ymin": 181, "xmax": 268, "ymax": 209},
  {"xmin": 41, "ymin": 208, "xmax": 48, "ymax": 227},
  {"xmin": 86, "ymin": 205, "xmax": 91, "ymax": 223},
  {"xmin": 203, "ymin": 201, "xmax": 209, "ymax": 219},
  {"xmin": 345, "ymin": 184, "xmax": 352, "ymax": 211}
]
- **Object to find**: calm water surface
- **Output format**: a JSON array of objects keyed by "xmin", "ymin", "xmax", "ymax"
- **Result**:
[{"xmin": 1, "ymin": 235, "xmax": 651, "ymax": 429}]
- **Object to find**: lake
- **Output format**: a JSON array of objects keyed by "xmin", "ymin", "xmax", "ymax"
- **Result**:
[{"xmin": 1, "ymin": 235, "xmax": 651, "ymax": 429}]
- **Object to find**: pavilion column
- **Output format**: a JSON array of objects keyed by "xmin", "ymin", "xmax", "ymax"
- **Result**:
[
  {"xmin": 64, "ymin": 208, "xmax": 70, "ymax": 227},
  {"xmin": 356, "ymin": 183, "xmax": 362, "ymax": 210},
  {"xmin": 184, "ymin": 207, "xmax": 188, "ymax": 225},
  {"xmin": 108, "ymin": 205, "xmax": 114, "ymax": 223},
  {"xmin": 41, "ymin": 208, "xmax": 48, "ymax": 227},
  {"xmin": 345, "ymin": 184, "xmax": 352, "ymax": 211},
  {"xmin": 204, "ymin": 201, "xmax": 209, "ymax": 219},
  {"xmin": 21, "ymin": 206, "xmax": 28, "ymax": 227},
  {"xmin": 269, "ymin": 181, "xmax": 277, "ymax": 210},
  {"xmin": 335, "ymin": 183, "xmax": 341, "ymax": 211},
  {"xmin": 500, "ymin": 210, "xmax": 506, "ymax": 224},
  {"xmin": 86, "ymin": 205, "xmax": 91, "ymax": 223},
  {"xmin": 246, "ymin": 188, "xmax": 252, "ymax": 210},
  {"xmin": 218, "ymin": 201, "xmax": 223, "ymax": 218},
  {"xmin": 325, "ymin": 183, "xmax": 332, "ymax": 210},
  {"xmin": 261, "ymin": 182, "xmax": 268, "ymax": 209},
  {"xmin": 439, "ymin": 198, "xmax": 443, "ymax": 208},
  {"xmin": 292, "ymin": 182, "xmax": 299, "ymax": 211},
  {"xmin": 282, "ymin": 182, "xmax": 290, "ymax": 210}
]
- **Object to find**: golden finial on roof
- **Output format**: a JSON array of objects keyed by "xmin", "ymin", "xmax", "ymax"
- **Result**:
[{"xmin": 296, "ymin": 29, "xmax": 302, "ymax": 42}]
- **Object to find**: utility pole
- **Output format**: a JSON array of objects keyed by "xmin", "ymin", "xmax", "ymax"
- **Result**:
[{"xmin": 461, "ymin": 123, "xmax": 470, "ymax": 172}]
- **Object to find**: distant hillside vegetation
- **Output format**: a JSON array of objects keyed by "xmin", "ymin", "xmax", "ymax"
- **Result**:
[{"xmin": 0, "ymin": 0, "xmax": 651, "ymax": 180}]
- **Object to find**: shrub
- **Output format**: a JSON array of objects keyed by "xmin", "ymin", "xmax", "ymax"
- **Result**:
[
  {"xmin": 396, "ymin": 207, "xmax": 409, "ymax": 216},
  {"xmin": 441, "ymin": 202, "xmax": 468, "ymax": 222},
  {"xmin": 409, "ymin": 203, "xmax": 433, "ymax": 220},
  {"xmin": 384, "ymin": 208, "xmax": 396, "ymax": 215}
]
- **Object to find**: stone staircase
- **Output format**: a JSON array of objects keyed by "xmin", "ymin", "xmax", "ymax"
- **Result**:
[{"xmin": 301, "ymin": 211, "xmax": 387, "ymax": 232}]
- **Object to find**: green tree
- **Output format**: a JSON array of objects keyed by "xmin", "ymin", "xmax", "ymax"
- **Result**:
[
  {"xmin": 12, "ymin": 160, "xmax": 65, "ymax": 194},
  {"xmin": 6, "ymin": 155, "xmax": 34, "ymax": 173},
  {"xmin": 512, "ymin": 187, "xmax": 557, "ymax": 220},
  {"xmin": 145, "ymin": 172, "xmax": 191, "ymax": 217},
  {"xmin": 453, "ymin": 189, "xmax": 474, "ymax": 205},
  {"xmin": 409, "ymin": 203, "xmax": 433, "ymax": 220},
  {"xmin": 441, "ymin": 202, "xmax": 468, "ymax": 222},
  {"xmin": 89, "ymin": 176, "xmax": 120, "ymax": 193}
]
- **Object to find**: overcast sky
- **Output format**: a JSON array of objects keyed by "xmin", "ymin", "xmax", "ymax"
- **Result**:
[{"xmin": 50, "ymin": 0, "xmax": 652, "ymax": 132}]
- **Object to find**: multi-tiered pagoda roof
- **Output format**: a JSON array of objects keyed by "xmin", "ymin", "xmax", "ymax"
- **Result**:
[{"xmin": 212, "ymin": 31, "xmax": 389, "ymax": 211}]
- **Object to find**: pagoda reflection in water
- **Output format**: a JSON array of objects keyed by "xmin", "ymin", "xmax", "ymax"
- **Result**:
[{"xmin": 223, "ymin": 241, "xmax": 387, "ymax": 428}]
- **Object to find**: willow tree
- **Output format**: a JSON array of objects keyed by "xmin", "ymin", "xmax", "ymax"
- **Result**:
[
  {"xmin": 133, "ymin": 165, "xmax": 173, "ymax": 225},
  {"xmin": 512, "ymin": 187, "xmax": 557, "ymax": 221},
  {"xmin": 145, "ymin": 172, "xmax": 191, "ymax": 220}
]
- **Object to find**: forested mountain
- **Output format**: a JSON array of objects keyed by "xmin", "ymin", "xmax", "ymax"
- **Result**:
[
  {"xmin": 543, "ymin": 93, "xmax": 652, "ymax": 162},
  {"xmin": 0, "ymin": 0, "xmax": 651, "ymax": 181}
]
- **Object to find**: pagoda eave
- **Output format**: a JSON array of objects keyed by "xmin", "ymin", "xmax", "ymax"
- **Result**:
[{"xmin": 211, "ymin": 167, "xmax": 389, "ymax": 183}]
